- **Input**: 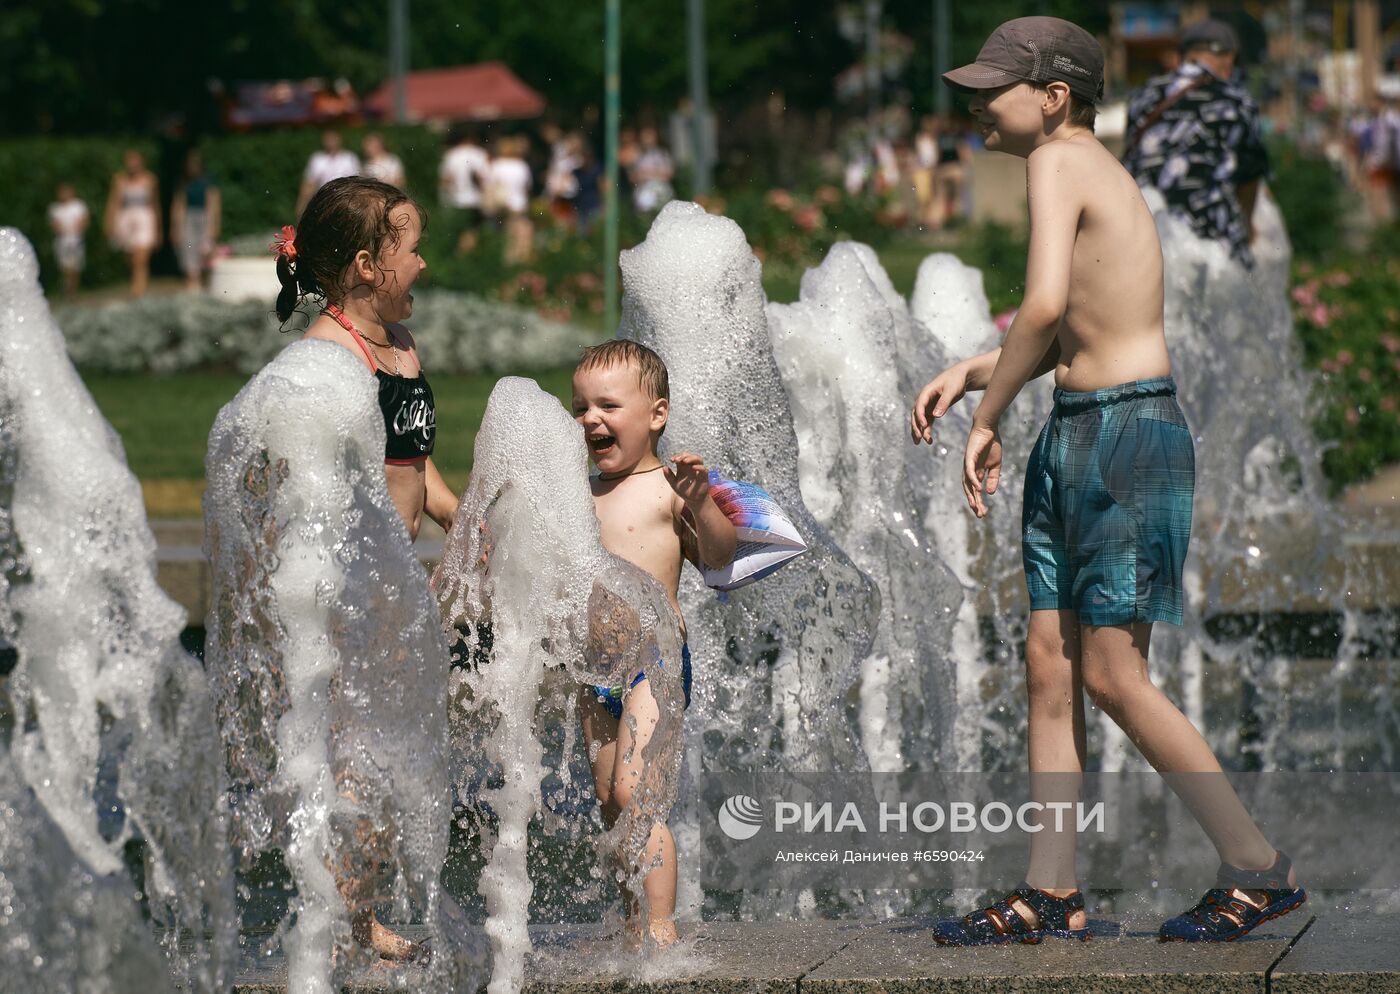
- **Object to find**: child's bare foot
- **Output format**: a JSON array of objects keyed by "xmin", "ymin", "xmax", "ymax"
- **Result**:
[
  {"xmin": 622, "ymin": 921, "xmax": 645, "ymax": 953},
  {"xmin": 352, "ymin": 909, "xmax": 428, "ymax": 962},
  {"xmin": 648, "ymin": 917, "xmax": 678, "ymax": 948}
]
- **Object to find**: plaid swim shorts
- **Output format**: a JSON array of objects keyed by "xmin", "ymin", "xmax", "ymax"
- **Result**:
[{"xmin": 1022, "ymin": 377, "xmax": 1194, "ymax": 626}]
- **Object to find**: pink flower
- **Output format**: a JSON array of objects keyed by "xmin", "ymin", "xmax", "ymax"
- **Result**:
[
  {"xmin": 1291, "ymin": 284, "xmax": 1317, "ymax": 307},
  {"xmin": 1358, "ymin": 367, "xmax": 1373, "ymax": 383},
  {"xmin": 993, "ymin": 308, "xmax": 1018, "ymax": 333},
  {"xmin": 1337, "ymin": 349, "xmax": 1354, "ymax": 366},
  {"xmin": 766, "ymin": 189, "xmax": 795, "ymax": 211},
  {"xmin": 792, "ymin": 205, "xmax": 823, "ymax": 231},
  {"xmin": 1380, "ymin": 396, "xmax": 1396, "ymax": 413},
  {"xmin": 1345, "ymin": 407, "xmax": 1361, "ymax": 426},
  {"xmin": 1320, "ymin": 358, "xmax": 1338, "ymax": 374},
  {"xmin": 1382, "ymin": 333, "xmax": 1400, "ymax": 354},
  {"xmin": 1324, "ymin": 271, "xmax": 1351, "ymax": 287},
  {"xmin": 1310, "ymin": 303, "xmax": 1331, "ymax": 327}
]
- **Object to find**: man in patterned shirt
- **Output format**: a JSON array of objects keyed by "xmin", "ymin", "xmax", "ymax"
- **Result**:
[{"xmin": 1123, "ymin": 19, "xmax": 1270, "ymax": 267}]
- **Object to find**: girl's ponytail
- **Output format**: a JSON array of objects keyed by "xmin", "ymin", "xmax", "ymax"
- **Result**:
[{"xmin": 275, "ymin": 254, "xmax": 299, "ymax": 323}]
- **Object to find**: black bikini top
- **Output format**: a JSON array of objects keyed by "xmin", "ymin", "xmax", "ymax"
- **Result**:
[{"xmin": 325, "ymin": 304, "xmax": 436, "ymax": 464}]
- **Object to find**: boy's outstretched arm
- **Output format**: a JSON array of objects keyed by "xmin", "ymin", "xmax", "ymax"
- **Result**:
[
  {"xmin": 910, "ymin": 337, "xmax": 1061, "ymax": 444},
  {"xmin": 974, "ymin": 145, "xmax": 1078, "ymax": 428},
  {"xmin": 963, "ymin": 145, "xmax": 1079, "ymax": 517},
  {"xmin": 665, "ymin": 453, "xmax": 737, "ymax": 568}
]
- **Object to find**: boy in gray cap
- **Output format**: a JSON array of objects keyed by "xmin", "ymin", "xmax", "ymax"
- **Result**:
[{"xmin": 909, "ymin": 16, "xmax": 1305, "ymax": 945}]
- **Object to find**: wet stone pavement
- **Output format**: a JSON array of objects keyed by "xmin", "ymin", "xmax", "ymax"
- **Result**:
[{"xmin": 228, "ymin": 914, "xmax": 1400, "ymax": 993}]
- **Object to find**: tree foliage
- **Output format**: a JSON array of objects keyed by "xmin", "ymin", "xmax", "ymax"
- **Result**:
[{"xmin": 2, "ymin": 0, "xmax": 1111, "ymax": 136}]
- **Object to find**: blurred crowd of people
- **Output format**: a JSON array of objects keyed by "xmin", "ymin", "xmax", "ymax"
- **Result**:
[
  {"xmin": 47, "ymin": 123, "xmax": 680, "ymax": 299},
  {"xmin": 843, "ymin": 115, "xmax": 975, "ymax": 230},
  {"xmin": 49, "ymin": 147, "xmax": 223, "ymax": 300},
  {"xmin": 1342, "ymin": 97, "xmax": 1400, "ymax": 224}
]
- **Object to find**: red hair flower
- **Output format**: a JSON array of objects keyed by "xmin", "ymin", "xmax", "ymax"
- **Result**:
[{"xmin": 269, "ymin": 225, "xmax": 297, "ymax": 261}]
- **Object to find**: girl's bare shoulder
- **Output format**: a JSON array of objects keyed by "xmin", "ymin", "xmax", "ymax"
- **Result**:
[{"xmin": 386, "ymin": 321, "xmax": 417, "ymax": 349}]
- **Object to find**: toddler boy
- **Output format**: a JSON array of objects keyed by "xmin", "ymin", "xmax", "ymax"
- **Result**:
[{"xmin": 571, "ymin": 339, "xmax": 736, "ymax": 947}]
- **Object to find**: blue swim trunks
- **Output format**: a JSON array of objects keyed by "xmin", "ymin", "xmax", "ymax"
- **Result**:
[
  {"xmin": 593, "ymin": 644, "xmax": 692, "ymax": 720},
  {"xmin": 1022, "ymin": 377, "xmax": 1194, "ymax": 626}
]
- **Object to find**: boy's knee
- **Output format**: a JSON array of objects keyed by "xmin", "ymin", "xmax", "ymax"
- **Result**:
[
  {"xmin": 1024, "ymin": 633, "xmax": 1073, "ymax": 698},
  {"xmin": 1080, "ymin": 664, "xmax": 1125, "ymax": 712}
]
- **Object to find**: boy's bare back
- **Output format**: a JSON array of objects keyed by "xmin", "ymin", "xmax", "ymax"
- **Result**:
[{"xmin": 1026, "ymin": 135, "xmax": 1170, "ymax": 391}]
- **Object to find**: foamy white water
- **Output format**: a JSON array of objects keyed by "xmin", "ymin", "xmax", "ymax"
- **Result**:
[
  {"xmin": 204, "ymin": 338, "xmax": 481, "ymax": 993},
  {"xmin": 0, "ymin": 227, "xmax": 235, "ymax": 993},
  {"xmin": 767, "ymin": 242, "xmax": 963, "ymax": 772},
  {"xmin": 432, "ymin": 376, "xmax": 687, "ymax": 993},
  {"xmin": 618, "ymin": 203, "xmax": 880, "ymax": 918}
]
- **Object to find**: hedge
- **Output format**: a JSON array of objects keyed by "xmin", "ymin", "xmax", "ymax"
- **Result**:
[{"xmin": 52, "ymin": 287, "xmax": 598, "ymax": 376}]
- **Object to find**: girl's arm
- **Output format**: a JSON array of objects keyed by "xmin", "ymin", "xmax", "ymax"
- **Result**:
[
  {"xmin": 104, "ymin": 177, "xmax": 119, "ymax": 237},
  {"xmin": 150, "ymin": 176, "xmax": 163, "ymax": 249},
  {"xmin": 423, "ymin": 457, "xmax": 459, "ymax": 534},
  {"xmin": 207, "ymin": 186, "xmax": 222, "ymax": 243},
  {"xmin": 170, "ymin": 186, "xmax": 186, "ymax": 244}
]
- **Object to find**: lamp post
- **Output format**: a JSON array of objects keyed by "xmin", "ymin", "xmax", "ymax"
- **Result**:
[
  {"xmin": 604, "ymin": 0, "xmax": 621, "ymax": 332},
  {"xmin": 934, "ymin": 0, "xmax": 950, "ymax": 117},
  {"xmin": 389, "ymin": 0, "xmax": 409, "ymax": 123},
  {"xmin": 688, "ymin": 0, "xmax": 712, "ymax": 195}
]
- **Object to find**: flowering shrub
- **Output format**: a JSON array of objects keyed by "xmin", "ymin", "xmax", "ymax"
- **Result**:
[
  {"xmin": 1290, "ymin": 237, "xmax": 1400, "ymax": 489},
  {"xmin": 53, "ymin": 288, "xmax": 596, "ymax": 375}
]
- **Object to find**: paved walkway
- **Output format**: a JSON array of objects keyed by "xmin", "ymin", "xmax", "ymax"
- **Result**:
[{"xmin": 232, "ymin": 914, "xmax": 1398, "ymax": 993}]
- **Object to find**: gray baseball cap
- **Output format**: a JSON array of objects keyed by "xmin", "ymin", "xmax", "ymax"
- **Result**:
[
  {"xmin": 1179, "ymin": 19, "xmax": 1239, "ymax": 54},
  {"xmin": 943, "ymin": 16, "xmax": 1105, "ymax": 104}
]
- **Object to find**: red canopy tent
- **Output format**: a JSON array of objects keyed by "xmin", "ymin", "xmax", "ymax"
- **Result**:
[{"xmin": 365, "ymin": 62, "xmax": 546, "ymax": 122}]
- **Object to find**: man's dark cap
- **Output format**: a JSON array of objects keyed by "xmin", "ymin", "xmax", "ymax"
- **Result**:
[
  {"xmin": 942, "ymin": 16, "xmax": 1105, "ymax": 104},
  {"xmin": 1179, "ymin": 19, "xmax": 1239, "ymax": 54}
]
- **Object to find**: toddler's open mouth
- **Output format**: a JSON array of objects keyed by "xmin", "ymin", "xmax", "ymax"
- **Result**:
[{"xmin": 588, "ymin": 434, "xmax": 616, "ymax": 454}]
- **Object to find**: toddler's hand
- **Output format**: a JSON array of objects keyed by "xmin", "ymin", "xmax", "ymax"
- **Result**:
[
  {"xmin": 663, "ymin": 453, "xmax": 711, "ymax": 508},
  {"xmin": 911, "ymin": 366, "xmax": 968, "ymax": 444}
]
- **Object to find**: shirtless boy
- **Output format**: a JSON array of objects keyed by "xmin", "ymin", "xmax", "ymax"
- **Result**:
[
  {"xmin": 571, "ymin": 339, "xmax": 736, "ymax": 947},
  {"xmin": 909, "ymin": 17, "xmax": 1305, "ymax": 944}
]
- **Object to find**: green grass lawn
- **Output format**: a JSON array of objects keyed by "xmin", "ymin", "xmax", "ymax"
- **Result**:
[{"xmin": 86, "ymin": 368, "xmax": 578, "ymax": 516}]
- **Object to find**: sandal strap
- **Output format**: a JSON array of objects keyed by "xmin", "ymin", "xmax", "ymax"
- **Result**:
[
  {"xmin": 1011, "ymin": 883, "xmax": 1083, "ymax": 931},
  {"xmin": 1179, "ymin": 888, "xmax": 1262, "ymax": 933},
  {"xmin": 1216, "ymin": 850, "xmax": 1292, "ymax": 892},
  {"xmin": 962, "ymin": 897, "xmax": 1031, "ymax": 939}
]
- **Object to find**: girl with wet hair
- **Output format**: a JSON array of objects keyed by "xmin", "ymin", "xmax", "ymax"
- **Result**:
[
  {"xmin": 274, "ymin": 175, "xmax": 456, "ymax": 541},
  {"xmin": 270, "ymin": 175, "xmax": 456, "ymax": 963}
]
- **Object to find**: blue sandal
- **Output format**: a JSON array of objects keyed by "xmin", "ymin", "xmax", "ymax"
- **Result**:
[
  {"xmin": 1159, "ymin": 850, "xmax": 1307, "ymax": 942},
  {"xmin": 932, "ymin": 883, "xmax": 1090, "ymax": 945}
]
